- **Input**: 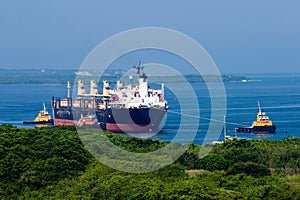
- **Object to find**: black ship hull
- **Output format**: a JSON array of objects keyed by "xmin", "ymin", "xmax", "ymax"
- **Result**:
[
  {"xmin": 235, "ymin": 125, "xmax": 276, "ymax": 133},
  {"xmin": 53, "ymin": 106, "xmax": 167, "ymax": 133},
  {"xmin": 97, "ymin": 107, "xmax": 167, "ymax": 132},
  {"xmin": 53, "ymin": 107, "xmax": 83, "ymax": 126}
]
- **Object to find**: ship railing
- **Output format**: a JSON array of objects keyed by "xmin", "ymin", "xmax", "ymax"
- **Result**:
[{"xmin": 110, "ymin": 103, "xmax": 126, "ymax": 109}]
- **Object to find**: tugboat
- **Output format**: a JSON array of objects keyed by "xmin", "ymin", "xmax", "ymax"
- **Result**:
[
  {"xmin": 235, "ymin": 101, "xmax": 276, "ymax": 133},
  {"xmin": 23, "ymin": 103, "xmax": 54, "ymax": 125}
]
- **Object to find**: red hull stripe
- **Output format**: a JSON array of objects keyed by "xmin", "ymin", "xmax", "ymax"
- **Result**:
[
  {"xmin": 106, "ymin": 123, "xmax": 159, "ymax": 132},
  {"xmin": 54, "ymin": 119, "xmax": 77, "ymax": 126},
  {"xmin": 54, "ymin": 119, "xmax": 161, "ymax": 133}
]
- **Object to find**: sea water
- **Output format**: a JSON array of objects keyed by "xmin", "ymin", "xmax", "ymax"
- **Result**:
[{"xmin": 0, "ymin": 73, "xmax": 299, "ymax": 145}]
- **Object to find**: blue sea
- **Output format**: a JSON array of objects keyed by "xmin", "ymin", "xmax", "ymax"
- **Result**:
[{"xmin": 0, "ymin": 73, "xmax": 299, "ymax": 145}]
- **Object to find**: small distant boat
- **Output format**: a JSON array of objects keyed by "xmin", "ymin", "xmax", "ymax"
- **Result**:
[
  {"xmin": 23, "ymin": 103, "xmax": 54, "ymax": 125},
  {"xmin": 235, "ymin": 101, "xmax": 276, "ymax": 134}
]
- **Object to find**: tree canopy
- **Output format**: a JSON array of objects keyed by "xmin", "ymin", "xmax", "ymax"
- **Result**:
[{"xmin": 0, "ymin": 125, "xmax": 299, "ymax": 199}]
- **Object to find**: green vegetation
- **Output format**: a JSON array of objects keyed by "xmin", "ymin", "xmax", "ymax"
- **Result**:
[
  {"xmin": 0, "ymin": 69, "xmax": 76, "ymax": 84},
  {"xmin": 0, "ymin": 125, "xmax": 92, "ymax": 198},
  {"xmin": 0, "ymin": 125, "xmax": 299, "ymax": 199}
]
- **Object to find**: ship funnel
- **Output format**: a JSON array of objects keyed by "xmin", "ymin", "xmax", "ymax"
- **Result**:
[
  {"xmin": 78, "ymin": 80, "xmax": 86, "ymax": 96},
  {"xmin": 103, "ymin": 80, "xmax": 110, "ymax": 96},
  {"xmin": 117, "ymin": 80, "xmax": 123, "ymax": 90},
  {"xmin": 90, "ymin": 80, "xmax": 98, "ymax": 95}
]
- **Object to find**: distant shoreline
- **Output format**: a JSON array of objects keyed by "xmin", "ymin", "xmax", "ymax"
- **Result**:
[{"xmin": 0, "ymin": 68, "xmax": 248, "ymax": 84}]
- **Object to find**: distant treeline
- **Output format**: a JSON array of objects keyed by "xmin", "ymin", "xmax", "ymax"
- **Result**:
[
  {"xmin": 0, "ymin": 125, "xmax": 299, "ymax": 199},
  {"xmin": 0, "ymin": 69, "xmax": 248, "ymax": 84}
]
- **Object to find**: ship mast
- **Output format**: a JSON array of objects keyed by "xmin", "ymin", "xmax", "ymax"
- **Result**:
[
  {"xmin": 257, "ymin": 101, "xmax": 262, "ymax": 114},
  {"xmin": 161, "ymin": 83, "xmax": 164, "ymax": 101},
  {"xmin": 134, "ymin": 62, "xmax": 148, "ymax": 98},
  {"xmin": 43, "ymin": 102, "xmax": 46, "ymax": 113},
  {"xmin": 67, "ymin": 81, "xmax": 71, "ymax": 99},
  {"xmin": 224, "ymin": 115, "xmax": 227, "ymax": 140},
  {"xmin": 67, "ymin": 81, "xmax": 71, "ymax": 108},
  {"xmin": 133, "ymin": 61, "xmax": 145, "ymax": 76}
]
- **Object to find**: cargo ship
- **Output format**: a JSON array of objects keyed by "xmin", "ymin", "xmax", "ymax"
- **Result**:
[
  {"xmin": 235, "ymin": 101, "xmax": 276, "ymax": 133},
  {"xmin": 23, "ymin": 103, "xmax": 54, "ymax": 125},
  {"xmin": 51, "ymin": 63, "xmax": 169, "ymax": 132}
]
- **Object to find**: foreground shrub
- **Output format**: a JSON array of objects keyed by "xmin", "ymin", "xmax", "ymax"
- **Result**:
[{"xmin": 227, "ymin": 162, "xmax": 271, "ymax": 177}]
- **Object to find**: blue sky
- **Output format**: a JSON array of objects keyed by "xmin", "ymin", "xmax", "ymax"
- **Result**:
[{"xmin": 0, "ymin": 0, "xmax": 299, "ymax": 74}]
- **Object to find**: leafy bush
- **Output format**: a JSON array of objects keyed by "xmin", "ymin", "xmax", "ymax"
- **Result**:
[
  {"xmin": 177, "ymin": 143, "xmax": 201, "ymax": 169},
  {"xmin": 0, "ymin": 125, "xmax": 299, "ymax": 199},
  {"xmin": 198, "ymin": 154, "xmax": 229, "ymax": 171},
  {"xmin": 227, "ymin": 162, "xmax": 271, "ymax": 177},
  {"xmin": 0, "ymin": 125, "xmax": 92, "ymax": 196}
]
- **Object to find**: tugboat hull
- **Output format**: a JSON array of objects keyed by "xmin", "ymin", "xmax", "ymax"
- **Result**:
[
  {"xmin": 235, "ymin": 125, "xmax": 276, "ymax": 133},
  {"xmin": 23, "ymin": 119, "xmax": 54, "ymax": 125}
]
